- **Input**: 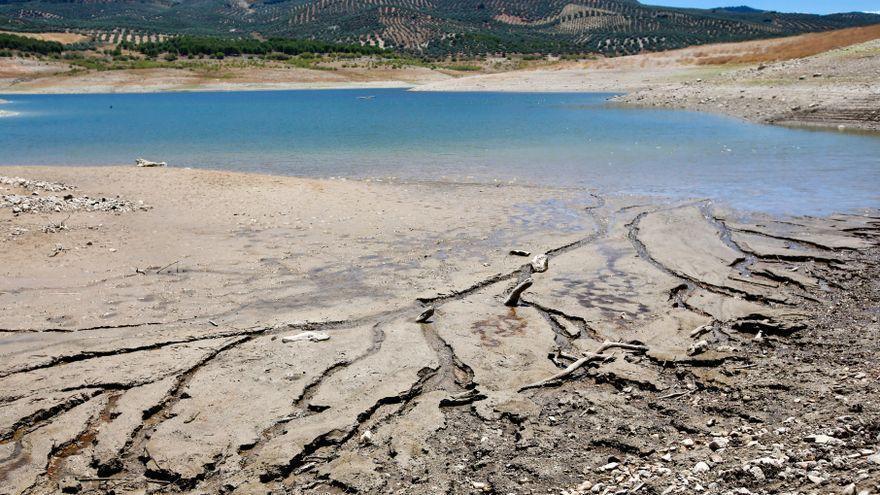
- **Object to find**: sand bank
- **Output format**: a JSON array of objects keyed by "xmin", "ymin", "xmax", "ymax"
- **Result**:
[{"xmin": 1, "ymin": 166, "xmax": 878, "ymax": 494}]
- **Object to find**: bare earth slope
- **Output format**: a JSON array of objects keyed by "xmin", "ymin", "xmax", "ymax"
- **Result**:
[
  {"xmin": 614, "ymin": 38, "xmax": 880, "ymax": 131},
  {"xmin": 1, "ymin": 167, "xmax": 879, "ymax": 494},
  {"xmin": 415, "ymin": 25, "xmax": 880, "ymax": 132}
]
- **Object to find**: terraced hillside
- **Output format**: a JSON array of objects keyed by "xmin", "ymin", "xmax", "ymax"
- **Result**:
[{"xmin": 0, "ymin": 0, "xmax": 878, "ymax": 56}]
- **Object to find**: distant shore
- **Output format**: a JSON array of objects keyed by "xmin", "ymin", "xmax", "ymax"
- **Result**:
[{"xmin": 2, "ymin": 27, "xmax": 879, "ymax": 130}]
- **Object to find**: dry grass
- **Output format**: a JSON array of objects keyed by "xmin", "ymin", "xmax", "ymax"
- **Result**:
[
  {"xmin": 583, "ymin": 24, "xmax": 880, "ymax": 70},
  {"xmin": 692, "ymin": 24, "xmax": 880, "ymax": 65},
  {"xmin": 0, "ymin": 30, "xmax": 90, "ymax": 44}
]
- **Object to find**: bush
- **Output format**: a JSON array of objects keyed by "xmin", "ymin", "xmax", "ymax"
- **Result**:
[
  {"xmin": 124, "ymin": 36, "xmax": 383, "ymax": 59},
  {"xmin": 0, "ymin": 33, "xmax": 63, "ymax": 55}
]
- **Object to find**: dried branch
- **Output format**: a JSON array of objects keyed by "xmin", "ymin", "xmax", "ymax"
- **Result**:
[{"xmin": 519, "ymin": 341, "xmax": 648, "ymax": 392}]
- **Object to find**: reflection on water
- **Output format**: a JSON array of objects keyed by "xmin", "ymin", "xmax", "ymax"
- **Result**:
[{"xmin": 1, "ymin": 89, "xmax": 878, "ymax": 215}]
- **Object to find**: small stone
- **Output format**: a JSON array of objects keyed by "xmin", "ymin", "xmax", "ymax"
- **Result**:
[
  {"xmin": 600, "ymin": 462, "xmax": 619, "ymax": 471},
  {"xmin": 661, "ymin": 453, "xmax": 672, "ymax": 462},
  {"xmin": 709, "ymin": 437, "xmax": 729, "ymax": 451},
  {"xmin": 471, "ymin": 481, "xmax": 490, "ymax": 491},
  {"xmin": 688, "ymin": 340, "xmax": 708, "ymax": 356},
  {"xmin": 749, "ymin": 466, "xmax": 765, "ymax": 481},
  {"xmin": 531, "ymin": 254, "xmax": 549, "ymax": 273},
  {"xmin": 867, "ymin": 453, "xmax": 880, "ymax": 465},
  {"xmin": 682, "ymin": 438, "xmax": 695, "ymax": 447},
  {"xmin": 807, "ymin": 473, "xmax": 825, "ymax": 484},
  {"xmin": 59, "ymin": 477, "xmax": 82, "ymax": 494},
  {"xmin": 692, "ymin": 461, "xmax": 710, "ymax": 474},
  {"xmin": 359, "ymin": 430, "xmax": 373, "ymax": 445},
  {"xmin": 842, "ymin": 484, "xmax": 856, "ymax": 495}
]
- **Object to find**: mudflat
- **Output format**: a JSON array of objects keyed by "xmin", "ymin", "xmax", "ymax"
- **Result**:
[{"xmin": 1, "ymin": 166, "xmax": 878, "ymax": 494}]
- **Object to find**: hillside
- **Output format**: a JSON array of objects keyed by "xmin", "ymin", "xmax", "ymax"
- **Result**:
[{"xmin": 0, "ymin": 0, "xmax": 879, "ymax": 56}]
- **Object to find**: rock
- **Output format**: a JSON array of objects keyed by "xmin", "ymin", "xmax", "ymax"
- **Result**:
[
  {"xmin": 867, "ymin": 453, "xmax": 880, "ymax": 465},
  {"xmin": 842, "ymin": 484, "xmax": 856, "ymax": 495},
  {"xmin": 281, "ymin": 331, "xmax": 330, "ymax": 343},
  {"xmin": 692, "ymin": 461, "xmax": 710, "ymax": 474},
  {"xmin": 709, "ymin": 437, "xmax": 729, "ymax": 451},
  {"xmin": 681, "ymin": 438, "xmax": 695, "ymax": 447},
  {"xmin": 531, "ymin": 254, "xmax": 549, "ymax": 273},
  {"xmin": 359, "ymin": 430, "xmax": 373, "ymax": 445},
  {"xmin": 415, "ymin": 306, "xmax": 435, "ymax": 323},
  {"xmin": 135, "ymin": 158, "xmax": 167, "ymax": 167},
  {"xmin": 59, "ymin": 477, "xmax": 82, "ymax": 494},
  {"xmin": 804, "ymin": 434, "xmax": 844, "ymax": 446},
  {"xmin": 509, "ymin": 249, "xmax": 531, "ymax": 257},
  {"xmin": 687, "ymin": 340, "xmax": 708, "ymax": 356},
  {"xmin": 600, "ymin": 461, "xmax": 619, "ymax": 471},
  {"xmin": 748, "ymin": 466, "xmax": 765, "ymax": 481},
  {"xmin": 471, "ymin": 481, "xmax": 491, "ymax": 491},
  {"xmin": 807, "ymin": 473, "xmax": 825, "ymax": 484}
]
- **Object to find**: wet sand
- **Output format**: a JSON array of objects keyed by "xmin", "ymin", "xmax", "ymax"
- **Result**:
[{"xmin": 1, "ymin": 166, "xmax": 879, "ymax": 494}]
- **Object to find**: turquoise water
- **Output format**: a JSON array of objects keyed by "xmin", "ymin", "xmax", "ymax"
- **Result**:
[{"xmin": 1, "ymin": 89, "xmax": 879, "ymax": 214}]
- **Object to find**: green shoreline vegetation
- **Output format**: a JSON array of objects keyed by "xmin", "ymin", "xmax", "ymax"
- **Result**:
[
  {"xmin": 0, "ymin": 32, "xmax": 63, "ymax": 56},
  {"xmin": 0, "ymin": 31, "xmax": 566, "ymax": 74}
]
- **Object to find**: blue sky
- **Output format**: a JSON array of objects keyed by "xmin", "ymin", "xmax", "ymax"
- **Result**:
[{"xmin": 644, "ymin": 1, "xmax": 880, "ymax": 14}]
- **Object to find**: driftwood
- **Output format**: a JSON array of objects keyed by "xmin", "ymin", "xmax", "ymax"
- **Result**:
[
  {"xmin": 415, "ymin": 306, "xmax": 435, "ymax": 323},
  {"xmin": 440, "ymin": 389, "xmax": 486, "ymax": 406},
  {"xmin": 657, "ymin": 389, "xmax": 696, "ymax": 400},
  {"xmin": 156, "ymin": 259, "xmax": 180, "ymax": 274},
  {"xmin": 504, "ymin": 278, "xmax": 533, "ymax": 307},
  {"xmin": 689, "ymin": 324, "xmax": 713, "ymax": 338},
  {"xmin": 519, "ymin": 341, "xmax": 649, "ymax": 391},
  {"xmin": 135, "ymin": 158, "xmax": 167, "ymax": 168}
]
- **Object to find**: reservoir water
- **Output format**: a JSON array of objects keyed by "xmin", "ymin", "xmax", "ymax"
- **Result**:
[{"xmin": 1, "ymin": 89, "xmax": 878, "ymax": 214}]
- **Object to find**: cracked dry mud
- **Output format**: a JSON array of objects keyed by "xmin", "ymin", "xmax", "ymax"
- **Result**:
[{"xmin": 1, "ymin": 167, "xmax": 879, "ymax": 495}]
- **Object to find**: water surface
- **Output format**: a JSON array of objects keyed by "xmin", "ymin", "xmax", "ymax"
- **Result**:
[{"xmin": 1, "ymin": 89, "xmax": 878, "ymax": 214}]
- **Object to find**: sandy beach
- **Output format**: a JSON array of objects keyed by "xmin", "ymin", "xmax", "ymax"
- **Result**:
[{"xmin": 1, "ymin": 166, "xmax": 878, "ymax": 494}]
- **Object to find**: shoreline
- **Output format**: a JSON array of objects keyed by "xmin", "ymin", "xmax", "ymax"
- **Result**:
[
  {"xmin": 3, "ymin": 67, "xmax": 878, "ymax": 134},
  {"xmin": 0, "ymin": 79, "xmax": 418, "ymax": 95},
  {"xmin": 1, "ymin": 165, "xmax": 878, "ymax": 494},
  {"xmin": 5, "ymin": 26, "xmax": 878, "ymax": 132}
]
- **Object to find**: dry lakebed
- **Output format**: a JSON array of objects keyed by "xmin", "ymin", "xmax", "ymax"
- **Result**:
[{"xmin": 0, "ymin": 166, "xmax": 879, "ymax": 495}]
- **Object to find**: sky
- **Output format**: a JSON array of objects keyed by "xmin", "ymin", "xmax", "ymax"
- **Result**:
[{"xmin": 644, "ymin": 1, "xmax": 880, "ymax": 14}]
